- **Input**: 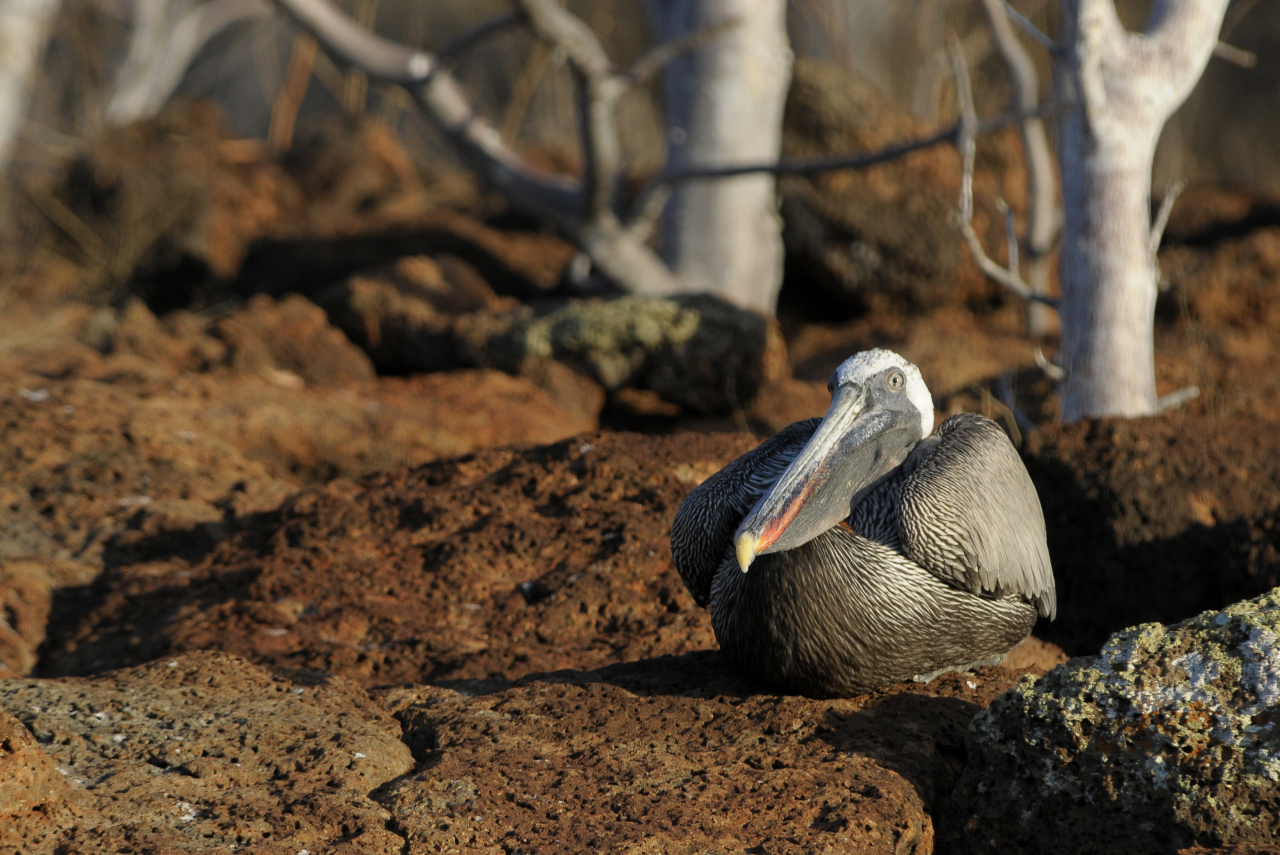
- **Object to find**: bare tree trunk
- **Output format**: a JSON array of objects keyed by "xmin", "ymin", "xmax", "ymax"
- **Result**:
[
  {"xmin": 107, "ymin": 0, "xmax": 270, "ymax": 126},
  {"xmin": 0, "ymin": 0, "xmax": 62, "ymax": 170},
  {"xmin": 1055, "ymin": 0, "xmax": 1228, "ymax": 422},
  {"xmin": 647, "ymin": 0, "xmax": 792, "ymax": 315}
]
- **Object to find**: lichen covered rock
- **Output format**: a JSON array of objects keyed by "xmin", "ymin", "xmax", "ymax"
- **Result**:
[
  {"xmin": 456, "ymin": 294, "xmax": 790, "ymax": 413},
  {"xmin": 943, "ymin": 589, "xmax": 1280, "ymax": 854}
]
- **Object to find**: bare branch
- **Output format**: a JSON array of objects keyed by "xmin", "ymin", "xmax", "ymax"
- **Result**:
[
  {"xmin": 273, "ymin": 0, "xmax": 434, "ymax": 84},
  {"xmin": 1149, "ymin": 179, "xmax": 1185, "ymax": 256},
  {"xmin": 634, "ymin": 102, "xmax": 1048, "ymax": 194},
  {"xmin": 1033, "ymin": 345, "xmax": 1066, "ymax": 380},
  {"xmin": 948, "ymin": 33, "xmax": 1057, "ymax": 308},
  {"xmin": 981, "ymin": 0, "xmax": 1059, "ymax": 334},
  {"xmin": 1212, "ymin": 40, "xmax": 1256, "ymax": 68},
  {"xmin": 436, "ymin": 11, "xmax": 523, "ymax": 64},
  {"xmin": 107, "ymin": 0, "xmax": 271, "ymax": 125},
  {"xmin": 516, "ymin": 0, "xmax": 623, "ymax": 222},
  {"xmin": 625, "ymin": 184, "xmax": 672, "ymax": 245},
  {"xmin": 518, "ymin": 0, "xmax": 611, "ymax": 78},
  {"xmin": 626, "ymin": 16, "xmax": 740, "ymax": 85},
  {"xmin": 1156, "ymin": 386, "xmax": 1200, "ymax": 413},
  {"xmin": 1002, "ymin": 1, "xmax": 1056, "ymax": 51},
  {"xmin": 271, "ymin": 0, "xmax": 683, "ymax": 297}
]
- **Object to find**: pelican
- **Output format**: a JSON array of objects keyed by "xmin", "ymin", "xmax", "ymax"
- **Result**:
[{"xmin": 671, "ymin": 349, "xmax": 1055, "ymax": 697}]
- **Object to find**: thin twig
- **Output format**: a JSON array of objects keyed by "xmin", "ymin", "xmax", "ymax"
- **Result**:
[
  {"xmin": 1002, "ymin": 0, "xmax": 1056, "ymax": 51},
  {"xmin": 654, "ymin": 108, "xmax": 1045, "ymax": 183},
  {"xmin": 996, "ymin": 372, "xmax": 1035, "ymax": 439},
  {"xmin": 436, "ymin": 10, "xmax": 523, "ymax": 64},
  {"xmin": 1149, "ymin": 180, "xmax": 1185, "ymax": 256},
  {"xmin": 1033, "ymin": 345, "xmax": 1065, "ymax": 380},
  {"xmin": 1212, "ymin": 40, "xmax": 1256, "ymax": 68},
  {"xmin": 624, "ymin": 105, "xmax": 1049, "ymax": 228},
  {"xmin": 499, "ymin": 40, "xmax": 551, "ymax": 143},
  {"xmin": 626, "ymin": 16, "xmax": 740, "ymax": 84},
  {"xmin": 948, "ymin": 33, "xmax": 1057, "ymax": 307},
  {"xmin": 1156, "ymin": 386, "xmax": 1200, "ymax": 413},
  {"xmin": 268, "ymin": 31, "xmax": 318, "ymax": 151}
]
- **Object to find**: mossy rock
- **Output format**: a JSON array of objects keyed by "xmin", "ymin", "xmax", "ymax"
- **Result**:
[{"xmin": 942, "ymin": 588, "xmax": 1280, "ymax": 854}]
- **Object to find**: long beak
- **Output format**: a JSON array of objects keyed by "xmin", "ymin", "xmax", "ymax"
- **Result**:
[{"xmin": 733, "ymin": 385, "xmax": 922, "ymax": 572}]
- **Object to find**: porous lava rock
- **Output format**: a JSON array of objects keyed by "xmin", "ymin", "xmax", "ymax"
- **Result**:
[
  {"xmin": 0, "ymin": 651, "xmax": 412, "ymax": 853},
  {"xmin": 374, "ymin": 650, "xmax": 1054, "ymax": 855},
  {"xmin": 942, "ymin": 588, "xmax": 1280, "ymax": 854},
  {"xmin": 37, "ymin": 432, "xmax": 746, "ymax": 685},
  {"xmin": 0, "ymin": 707, "xmax": 81, "ymax": 852},
  {"xmin": 1024, "ymin": 414, "xmax": 1280, "ymax": 654}
]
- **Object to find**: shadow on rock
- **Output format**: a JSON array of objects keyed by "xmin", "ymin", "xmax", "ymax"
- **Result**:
[
  {"xmin": 818, "ymin": 693, "xmax": 981, "ymax": 813},
  {"xmin": 1025, "ymin": 421, "xmax": 1280, "ymax": 655},
  {"xmin": 372, "ymin": 650, "xmax": 1050, "ymax": 855}
]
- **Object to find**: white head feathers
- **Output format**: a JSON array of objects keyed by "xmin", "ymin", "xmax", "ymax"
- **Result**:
[{"xmin": 831, "ymin": 349, "xmax": 935, "ymax": 438}]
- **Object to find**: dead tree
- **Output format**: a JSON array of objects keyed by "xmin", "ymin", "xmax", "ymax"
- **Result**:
[
  {"xmin": 960, "ymin": 0, "xmax": 1229, "ymax": 423},
  {"xmin": 272, "ymin": 0, "xmax": 705, "ymax": 301},
  {"xmin": 0, "ymin": 0, "xmax": 63, "ymax": 171},
  {"xmin": 646, "ymin": 0, "xmax": 793, "ymax": 314},
  {"xmin": 1053, "ymin": 0, "xmax": 1229, "ymax": 421}
]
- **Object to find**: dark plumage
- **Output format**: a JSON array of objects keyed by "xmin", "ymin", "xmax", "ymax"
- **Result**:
[{"xmin": 671, "ymin": 350, "xmax": 1055, "ymax": 698}]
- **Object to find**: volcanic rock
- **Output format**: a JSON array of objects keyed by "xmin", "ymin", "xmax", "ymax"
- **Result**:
[
  {"xmin": 942, "ymin": 588, "xmax": 1280, "ymax": 854},
  {"xmin": 454, "ymin": 294, "xmax": 791, "ymax": 414},
  {"xmin": 375, "ymin": 650, "xmax": 1057, "ymax": 855},
  {"xmin": 0, "ymin": 651, "xmax": 412, "ymax": 853}
]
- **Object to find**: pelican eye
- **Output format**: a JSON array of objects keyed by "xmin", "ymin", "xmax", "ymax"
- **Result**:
[{"xmin": 886, "ymin": 370, "xmax": 905, "ymax": 392}]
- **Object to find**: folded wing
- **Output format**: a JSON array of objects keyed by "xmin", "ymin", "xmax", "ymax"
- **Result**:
[{"xmin": 894, "ymin": 414, "xmax": 1056, "ymax": 619}]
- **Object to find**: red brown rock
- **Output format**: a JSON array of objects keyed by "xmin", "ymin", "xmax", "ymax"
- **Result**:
[{"xmin": 0, "ymin": 651, "xmax": 412, "ymax": 853}]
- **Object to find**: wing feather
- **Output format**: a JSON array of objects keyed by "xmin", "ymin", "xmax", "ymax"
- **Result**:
[
  {"xmin": 670, "ymin": 419, "xmax": 820, "ymax": 605},
  {"xmin": 895, "ymin": 414, "xmax": 1056, "ymax": 619}
]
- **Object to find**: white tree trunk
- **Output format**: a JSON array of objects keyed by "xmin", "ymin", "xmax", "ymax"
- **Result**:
[
  {"xmin": 107, "ymin": 0, "xmax": 270, "ymax": 126},
  {"xmin": 647, "ymin": 0, "xmax": 792, "ymax": 315},
  {"xmin": 0, "ymin": 0, "xmax": 62, "ymax": 170},
  {"xmin": 1056, "ymin": 0, "xmax": 1228, "ymax": 422}
]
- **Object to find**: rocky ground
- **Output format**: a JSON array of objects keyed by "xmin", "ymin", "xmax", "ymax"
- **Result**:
[{"xmin": 2, "ymin": 61, "xmax": 1279, "ymax": 854}]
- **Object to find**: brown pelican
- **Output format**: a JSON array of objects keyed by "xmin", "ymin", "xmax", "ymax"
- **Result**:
[{"xmin": 671, "ymin": 349, "xmax": 1055, "ymax": 697}]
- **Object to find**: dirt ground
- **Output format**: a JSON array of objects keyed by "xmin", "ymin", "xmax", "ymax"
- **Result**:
[{"xmin": 1, "ymin": 80, "xmax": 1278, "ymax": 853}]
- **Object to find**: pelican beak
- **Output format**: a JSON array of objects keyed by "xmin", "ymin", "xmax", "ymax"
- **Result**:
[{"xmin": 733, "ymin": 383, "xmax": 923, "ymax": 572}]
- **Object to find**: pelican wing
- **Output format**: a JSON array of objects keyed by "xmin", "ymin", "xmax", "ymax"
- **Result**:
[
  {"xmin": 670, "ymin": 419, "xmax": 820, "ymax": 605},
  {"xmin": 895, "ymin": 414, "xmax": 1056, "ymax": 619}
]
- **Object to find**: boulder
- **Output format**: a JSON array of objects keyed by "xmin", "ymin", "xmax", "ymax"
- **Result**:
[
  {"xmin": 316, "ymin": 254, "xmax": 513, "ymax": 375},
  {"xmin": 0, "ymin": 560, "xmax": 98, "ymax": 677},
  {"xmin": 455, "ymin": 294, "xmax": 791, "ymax": 414},
  {"xmin": 213, "ymin": 292, "xmax": 377, "ymax": 388},
  {"xmin": 779, "ymin": 59, "xmax": 995, "ymax": 312},
  {"xmin": 1024, "ymin": 415, "xmax": 1280, "ymax": 655},
  {"xmin": 942, "ymin": 588, "xmax": 1280, "ymax": 854}
]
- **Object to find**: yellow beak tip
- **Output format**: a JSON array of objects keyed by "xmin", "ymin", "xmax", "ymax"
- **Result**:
[{"xmin": 735, "ymin": 532, "xmax": 759, "ymax": 573}]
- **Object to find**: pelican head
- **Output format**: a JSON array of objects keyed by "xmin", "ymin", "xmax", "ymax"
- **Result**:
[{"xmin": 734, "ymin": 349, "xmax": 934, "ymax": 572}]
